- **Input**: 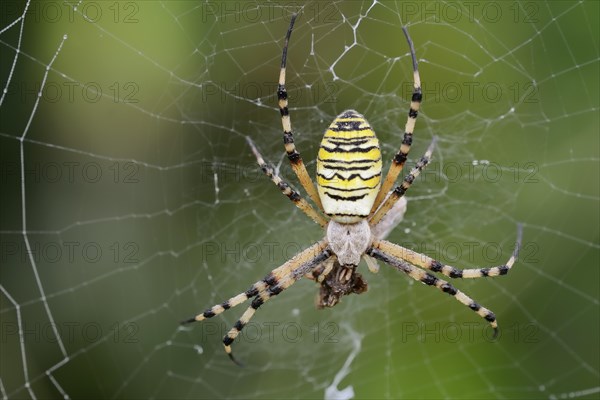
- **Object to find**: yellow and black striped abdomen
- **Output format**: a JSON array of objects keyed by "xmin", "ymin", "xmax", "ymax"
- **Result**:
[{"xmin": 316, "ymin": 110, "xmax": 382, "ymax": 223}]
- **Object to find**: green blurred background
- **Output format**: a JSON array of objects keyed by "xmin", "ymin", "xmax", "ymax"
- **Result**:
[{"xmin": 0, "ymin": 1, "xmax": 598, "ymax": 399}]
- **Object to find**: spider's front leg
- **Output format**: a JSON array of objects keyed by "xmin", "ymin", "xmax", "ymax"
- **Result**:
[
  {"xmin": 221, "ymin": 240, "xmax": 331, "ymax": 365},
  {"xmin": 368, "ymin": 224, "xmax": 523, "ymax": 337},
  {"xmin": 368, "ymin": 247, "xmax": 502, "ymax": 336},
  {"xmin": 180, "ymin": 240, "xmax": 328, "ymax": 326},
  {"xmin": 373, "ymin": 224, "xmax": 523, "ymax": 279}
]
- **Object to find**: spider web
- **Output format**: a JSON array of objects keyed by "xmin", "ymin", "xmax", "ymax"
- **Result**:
[{"xmin": 1, "ymin": 1, "xmax": 598, "ymax": 399}]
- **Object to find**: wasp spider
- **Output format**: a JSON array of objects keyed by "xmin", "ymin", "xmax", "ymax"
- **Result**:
[{"xmin": 182, "ymin": 14, "xmax": 522, "ymax": 365}]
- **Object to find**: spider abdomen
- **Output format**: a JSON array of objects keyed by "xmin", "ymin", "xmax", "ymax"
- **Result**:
[{"xmin": 317, "ymin": 110, "xmax": 382, "ymax": 223}]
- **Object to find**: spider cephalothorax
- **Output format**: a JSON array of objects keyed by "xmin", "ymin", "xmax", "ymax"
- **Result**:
[
  {"xmin": 327, "ymin": 219, "xmax": 371, "ymax": 266},
  {"xmin": 182, "ymin": 14, "xmax": 522, "ymax": 365}
]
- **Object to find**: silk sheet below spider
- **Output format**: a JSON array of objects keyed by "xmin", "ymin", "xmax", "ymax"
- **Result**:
[{"xmin": 182, "ymin": 14, "xmax": 522, "ymax": 365}]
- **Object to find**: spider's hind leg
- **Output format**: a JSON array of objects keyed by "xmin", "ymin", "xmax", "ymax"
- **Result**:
[
  {"xmin": 246, "ymin": 136, "xmax": 327, "ymax": 227},
  {"xmin": 370, "ymin": 138, "xmax": 435, "ymax": 225},
  {"xmin": 371, "ymin": 26, "xmax": 423, "ymax": 214},
  {"xmin": 276, "ymin": 13, "xmax": 324, "ymax": 211}
]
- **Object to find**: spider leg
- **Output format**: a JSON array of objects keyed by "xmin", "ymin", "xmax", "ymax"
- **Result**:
[
  {"xmin": 181, "ymin": 240, "xmax": 328, "ymax": 325},
  {"xmin": 246, "ymin": 137, "xmax": 327, "ymax": 227},
  {"xmin": 365, "ymin": 196, "xmax": 408, "ymax": 274},
  {"xmin": 223, "ymin": 243, "xmax": 332, "ymax": 365},
  {"xmin": 371, "ymin": 197, "xmax": 408, "ymax": 240},
  {"xmin": 305, "ymin": 257, "xmax": 336, "ymax": 283},
  {"xmin": 370, "ymin": 138, "xmax": 435, "ymax": 225},
  {"xmin": 371, "ymin": 26, "xmax": 422, "ymax": 215},
  {"xmin": 372, "ymin": 224, "xmax": 522, "ymax": 279},
  {"xmin": 367, "ymin": 247, "xmax": 501, "ymax": 337},
  {"xmin": 278, "ymin": 13, "xmax": 324, "ymax": 211},
  {"xmin": 180, "ymin": 281, "xmax": 267, "ymax": 325}
]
